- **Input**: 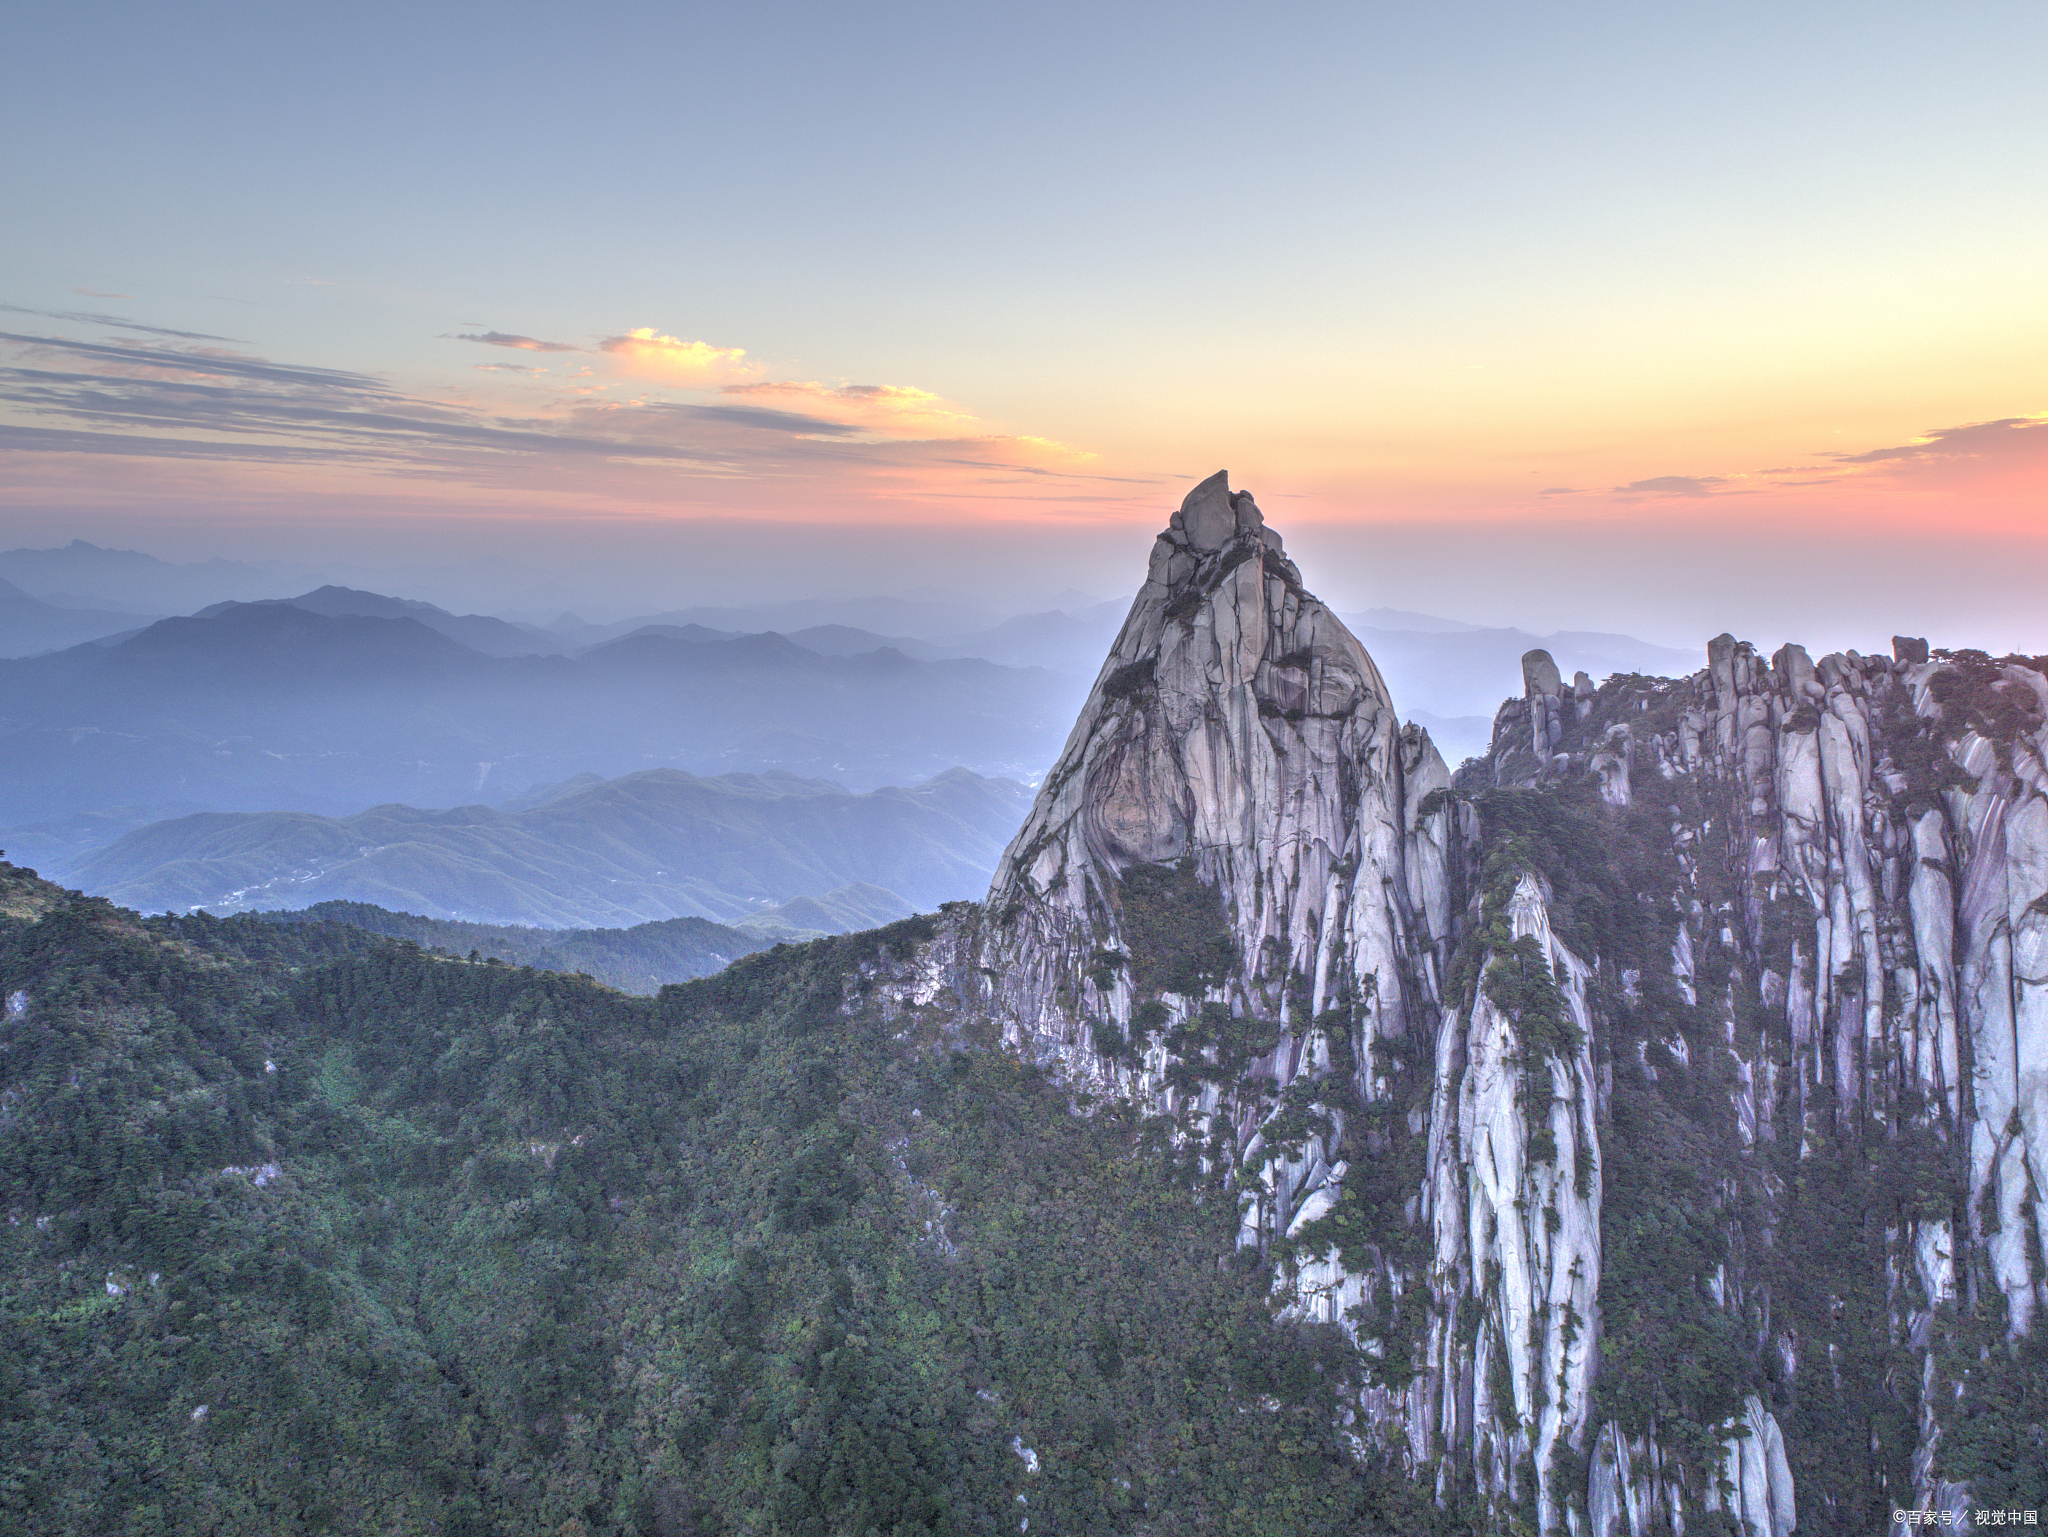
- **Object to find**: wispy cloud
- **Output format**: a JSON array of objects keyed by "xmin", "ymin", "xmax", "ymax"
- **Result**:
[
  {"xmin": 599, "ymin": 328, "xmax": 760, "ymax": 385},
  {"xmin": 661, "ymin": 402, "xmax": 863, "ymax": 437},
  {"xmin": 720, "ymin": 380, "xmax": 976, "ymax": 437},
  {"xmin": 1596, "ymin": 414, "xmax": 2048, "ymax": 515},
  {"xmin": 0, "ymin": 331, "xmax": 386, "ymax": 391},
  {"xmin": 1612, "ymin": 474, "xmax": 1729, "ymax": 498},
  {"xmin": 448, "ymin": 330, "xmax": 581, "ymax": 353},
  {"xmin": 73, "ymin": 287, "xmax": 133, "ymax": 299},
  {"xmin": 0, "ymin": 319, "xmax": 1104, "ymax": 502},
  {"xmin": 0, "ymin": 304, "xmax": 238, "ymax": 343},
  {"xmin": 1834, "ymin": 415, "xmax": 2048, "ymax": 467}
]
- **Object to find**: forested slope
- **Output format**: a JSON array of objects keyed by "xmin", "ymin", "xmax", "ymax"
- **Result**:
[{"xmin": 0, "ymin": 864, "xmax": 1435, "ymax": 1535}]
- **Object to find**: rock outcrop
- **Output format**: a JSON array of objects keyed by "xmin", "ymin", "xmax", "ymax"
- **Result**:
[
  {"xmin": 865, "ymin": 476, "xmax": 2048, "ymax": 1535},
  {"xmin": 964, "ymin": 473, "xmax": 1610, "ymax": 1523},
  {"xmin": 975, "ymin": 469, "xmax": 1456, "ymax": 1113}
]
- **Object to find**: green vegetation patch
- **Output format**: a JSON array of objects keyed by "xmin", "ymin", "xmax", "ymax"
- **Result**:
[{"xmin": 1116, "ymin": 857, "xmax": 1238, "ymax": 997}]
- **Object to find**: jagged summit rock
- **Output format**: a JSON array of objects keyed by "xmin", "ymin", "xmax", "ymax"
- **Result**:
[
  {"xmin": 1169, "ymin": 467, "xmax": 1273, "ymax": 552},
  {"xmin": 977, "ymin": 471, "xmax": 1454, "ymax": 1078}
]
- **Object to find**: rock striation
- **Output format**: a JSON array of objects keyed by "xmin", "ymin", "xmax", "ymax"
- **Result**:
[{"xmin": 862, "ymin": 475, "xmax": 2048, "ymax": 1536}]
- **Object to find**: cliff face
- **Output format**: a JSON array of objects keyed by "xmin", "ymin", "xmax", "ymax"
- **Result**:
[
  {"xmin": 870, "ymin": 475, "xmax": 2048, "ymax": 1536},
  {"xmin": 1461, "ymin": 632, "xmax": 2048, "ymax": 1534}
]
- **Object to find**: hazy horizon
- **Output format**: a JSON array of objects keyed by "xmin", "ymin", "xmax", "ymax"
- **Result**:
[{"xmin": 0, "ymin": 506, "xmax": 2038, "ymax": 666}]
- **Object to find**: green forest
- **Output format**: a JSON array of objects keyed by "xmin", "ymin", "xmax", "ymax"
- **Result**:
[{"xmin": 0, "ymin": 863, "xmax": 1437, "ymax": 1535}]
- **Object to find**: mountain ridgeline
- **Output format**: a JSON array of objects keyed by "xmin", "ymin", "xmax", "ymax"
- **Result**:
[
  {"xmin": 245, "ymin": 901, "xmax": 777, "ymax": 994},
  {"xmin": 3, "ymin": 476, "xmax": 2043, "ymax": 1534},
  {"xmin": 0, "ymin": 599, "xmax": 1077, "ymax": 826}
]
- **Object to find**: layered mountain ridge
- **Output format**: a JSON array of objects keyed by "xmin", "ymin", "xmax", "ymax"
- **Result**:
[
  {"xmin": 0, "ymin": 600, "xmax": 1075, "ymax": 825},
  {"xmin": 846, "ymin": 474, "xmax": 2048, "ymax": 1535},
  {"xmin": 59, "ymin": 765, "xmax": 1026, "ymax": 929}
]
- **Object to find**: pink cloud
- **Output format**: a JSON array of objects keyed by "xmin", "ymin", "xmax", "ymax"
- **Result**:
[
  {"xmin": 1834, "ymin": 415, "xmax": 2048, "ymax": 470},
  {"xmin": 449, "ymin": 330, "xmax": 581, "ymax": 353},
  {"xmin": 1611, "ymin": 474, "xmax": 1734, "ymax": 499}
]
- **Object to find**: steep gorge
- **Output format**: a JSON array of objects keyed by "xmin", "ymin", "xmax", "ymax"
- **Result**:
[{"xmin": 859, "ymin": 474, "xmax": 2048, "ymax": 1534}]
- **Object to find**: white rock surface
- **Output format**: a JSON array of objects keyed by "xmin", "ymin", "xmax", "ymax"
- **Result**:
[{"xmin": 1481, "ymin": 630, "xmax": 2048, "ymax": 1521}]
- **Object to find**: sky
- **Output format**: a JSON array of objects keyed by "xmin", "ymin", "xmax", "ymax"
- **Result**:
[{"xmin": 2, "ymin": 0, "xmax": 2043, "ymax": 651}]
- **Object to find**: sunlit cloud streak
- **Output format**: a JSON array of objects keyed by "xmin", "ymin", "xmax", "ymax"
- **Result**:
[{"xmin": 448, "ymin": 330, "xmax": 582, "ymax": 353}]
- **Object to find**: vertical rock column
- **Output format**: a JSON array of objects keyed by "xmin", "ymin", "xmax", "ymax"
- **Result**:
[{"xmin": 1422, "ymin": 873, "xmax": 1602, "ymax": 1532}]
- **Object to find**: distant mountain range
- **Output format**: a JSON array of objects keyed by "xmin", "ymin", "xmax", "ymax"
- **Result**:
[
  {"xmin": 0, "ymin": 600, "xmax": 1076, "ymax": 825},
  {"xmin": 56, "ymin": 764, "xmax": 1030, "ymax": 928},
  {"xmin": 544, "ymin": 598, "xmax": 1133, "ymax": 675},
  {"xmin": 0, "ymin": 543, "xmax": 1703, "ymax": 771},
  {"xmin": 195, "ymin": 585, "xmax": 570, "ymax": 658},
  {"xmin": 0, "ymin": 550, "xmax": 1708, "ymax": 932},
  {"xmin": 544, "ymin": 592, "xmax": 1028, "ymax": 648},
  {"xmin": 0, "ymin": 538, "xmax": 309, "ymax": 615}
]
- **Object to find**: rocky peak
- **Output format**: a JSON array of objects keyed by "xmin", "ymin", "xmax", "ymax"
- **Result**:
[
  {"xmin": 976, "ymin": 471, "xmax": 1456, "ymax": 1093},
  {"xmin": 1168, "ymin": 466, "xmax": 1274, "ymax": 553}
]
